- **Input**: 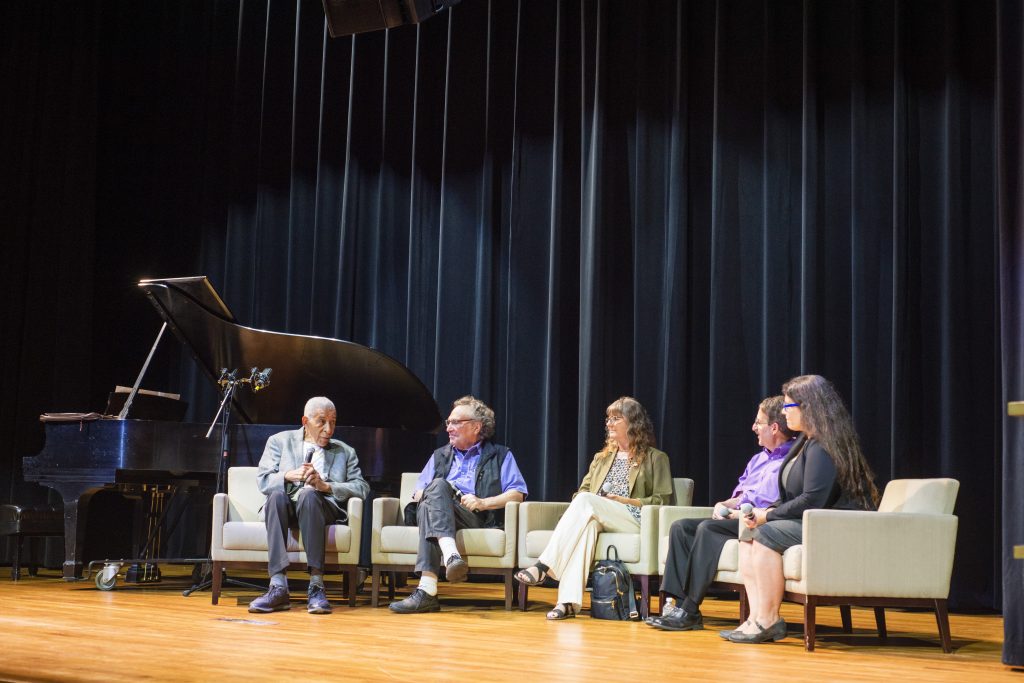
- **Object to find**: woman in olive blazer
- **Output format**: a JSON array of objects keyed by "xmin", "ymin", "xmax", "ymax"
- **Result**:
[{"xmin": 515, "ymin": 396, "xmax": 673, "ymax": 620}]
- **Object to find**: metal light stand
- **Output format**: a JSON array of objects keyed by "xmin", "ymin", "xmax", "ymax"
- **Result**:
[{"xmin": 183, "ymin": 369, "xmax": 269, "ymax": 597}]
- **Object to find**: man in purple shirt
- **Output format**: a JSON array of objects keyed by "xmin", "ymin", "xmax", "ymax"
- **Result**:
[
  {"xmin": 647, "ymin": 395, "xmax": 795, "ymax": 632},
  {"xmin": 389, "ymin": 395, "xmax": 528, "ymax": 614}
]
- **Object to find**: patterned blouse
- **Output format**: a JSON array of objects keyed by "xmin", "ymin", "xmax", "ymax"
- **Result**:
[{"xmin": 601, "ymin": 453, "xmax": 640, "ymax": 522}]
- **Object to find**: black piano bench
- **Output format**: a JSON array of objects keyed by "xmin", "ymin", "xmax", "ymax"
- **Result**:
[{"xmin": 0, "ymin": 504, "xmax": 64, "ymax": 581}]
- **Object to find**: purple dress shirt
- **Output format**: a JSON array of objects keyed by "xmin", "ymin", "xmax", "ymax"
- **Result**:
[
  {"xmin": 730, "ymin": 438, "xmax": 795, "ymax": 508},
  {"xmin": 414, "ymin": 442, "xmax": 529, "ymax": 497}
]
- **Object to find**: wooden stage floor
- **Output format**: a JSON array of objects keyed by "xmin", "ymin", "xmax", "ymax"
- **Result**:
[{"xmin": 0, "ymin": 567, "xmax": 1017, "ymax": 682}]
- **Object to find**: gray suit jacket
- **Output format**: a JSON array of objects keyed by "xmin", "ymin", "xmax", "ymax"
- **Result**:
[{"xmin": 256, "ymin": 428, "xmax": 370, "ymax": 520}]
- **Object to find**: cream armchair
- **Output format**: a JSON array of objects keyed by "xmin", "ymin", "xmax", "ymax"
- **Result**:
[
  {"xmin": 656, "ymin": 506, "xmax": 745, "ymax": 618},
  {"xmin": 658, "ymin": 478, "xmax": 960, "ymax": 652},
  {"xmin": 210, "ymin": 466, "xmax": 363, "ymax": 606},
  {"xmin": 782, "ymin": 477, "xmax": 960, "ymax": 651},
  {"xmin": 516, "ymin": 477, "xmax": 694, "ymax": 619},
  {"xmin": 370, "ymin": 473, "xmax": 520, "ymax": 609}
]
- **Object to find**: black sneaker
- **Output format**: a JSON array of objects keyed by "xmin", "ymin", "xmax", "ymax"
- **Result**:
[
  {"xmin": 307, "ymin": 584, "xmax": 332, "ymax": 614},
  {"xmin": 248, "ymin": 585, "xmax": 291, "ymax": 613},
  {"xmin": 389, "ymin": 588, "xmax": 441, "ymax": 614},
  {"xmin": 444, "ymin": 554, "xmax": 469, "ymax": 583}
]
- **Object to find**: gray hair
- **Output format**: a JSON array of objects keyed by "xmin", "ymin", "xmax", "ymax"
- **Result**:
[
  {"xmin": 452, "ymin": 395, "xmax": 495, "ymax": 440},
  {"xmin": 303, "ymin": 396, "xmax": 336, "ymax": 418}
]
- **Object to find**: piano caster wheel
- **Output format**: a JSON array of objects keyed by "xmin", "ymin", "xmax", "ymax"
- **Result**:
[{"xmin": 95, "ymin": 563, "xmax": 120, "ymax": 591}]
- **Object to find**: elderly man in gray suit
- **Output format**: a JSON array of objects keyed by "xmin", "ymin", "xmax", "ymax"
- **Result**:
[{"xmin": 248, "ymin": 396, "xmax": 369, "ymax": 615}]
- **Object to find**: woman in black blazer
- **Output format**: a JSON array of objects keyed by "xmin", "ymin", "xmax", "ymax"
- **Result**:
[{"xmin": 727, "ymin": 374, "xmax": 879, "ymax": 644}]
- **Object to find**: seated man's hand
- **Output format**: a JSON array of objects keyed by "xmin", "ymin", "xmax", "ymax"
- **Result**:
[
  {"xmin": 712, "ymin": 501, "xmax": 733, "ymax": 520},
  {"xmin": 304, "ymin": 470, "xmax": 328, "ymax": 493},
  {"xmin": 286, "ymin": 463, "xmax": 314, "ymax": 484},
  {"xmin": 460, "ymin": 493, "xmax": 484, "ymax": 512}
]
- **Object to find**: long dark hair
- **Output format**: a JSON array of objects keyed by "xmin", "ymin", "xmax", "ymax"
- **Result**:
[
  {"xmin": 602, "ymin": 396, "xmax": 656, "ymax": 465},
  {"xmin": 782, "ymin": 375, "xmax": 879, "ymax": 509}
]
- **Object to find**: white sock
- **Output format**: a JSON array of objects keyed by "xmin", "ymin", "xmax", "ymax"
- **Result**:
[
  {"xmin": 438, "ymin": 537, "xmax": 459, "ymax": 563},
  {"xmin": 418, "ymin": 573, "xmax": 438, "ymax": 596},
  {"xmin": 270, "ymin": 572, "xmax": 288, "ymax": 590},
  {"xmin": 309, "ymin": 574, "xmax": 324, "ymax": 589}
]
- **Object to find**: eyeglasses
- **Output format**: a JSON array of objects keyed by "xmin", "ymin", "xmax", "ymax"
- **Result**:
[
  {"xmin": 782, "ymin": 403, "xmax": 800, "ymax": 409},
  {"xmin": 445, "ymin": 418, "xmax": 478, "ymax": 427},
  {"xmin": 605, "ymin": 415, "xmax": 624, "ymax": 424},
  {"xmin": 753, "ymin": 421, "xmax": 769, "ymax": 428}
]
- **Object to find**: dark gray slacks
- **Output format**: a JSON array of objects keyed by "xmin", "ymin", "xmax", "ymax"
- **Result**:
[
  {"xmin": 414, "ymin": 478, "xmax": 486, "ymax": 574},
  {"xmin": 264, "ymin": 488, "xmax": 344, "ymax": 576},
  {"xmin": 660, "ymin": 517, "xmax": 739, "ymax": 607}
]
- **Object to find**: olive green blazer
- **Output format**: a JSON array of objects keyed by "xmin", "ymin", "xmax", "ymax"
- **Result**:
[{"xmin": 576, "ymin": 446, "xmax": 674, "ymax": 506}]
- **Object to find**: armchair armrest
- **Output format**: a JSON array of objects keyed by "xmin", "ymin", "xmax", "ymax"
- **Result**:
[
  {"xmin": 371, "ymin": 496, "xmax": 401, "ymax": 555},
  {"xmin": 800, "ymin": 509, "xmax": 959, "ymax": 598},
  {"xmin": 502, "ymin": 500, "xmax": 520, "ymax": 560},
  {"xmin": 656, "ymin": 506, "xmax": 714, "ymax": 571},
  {"xmin": 345, "ymin": 497, "xmax": 363, "ymax": 555},
  {"xmin": 634, "ymin": 504, "xmax": 661, "ymax": 574},
  {"xmin": 210, "ymin": 492, "xmax": 228, "ymax": 561}
]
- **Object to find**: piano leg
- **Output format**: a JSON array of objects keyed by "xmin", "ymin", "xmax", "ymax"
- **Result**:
[{"xmin": 46, "ymin": 483, "xmax": 104, "ymax": 580}]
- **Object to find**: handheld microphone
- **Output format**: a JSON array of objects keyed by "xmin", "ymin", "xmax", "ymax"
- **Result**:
[
  {"xmin": 740, "ymin": 502, "xmax": 754, "ymax": 520},
  {"xmin": 715, "ymin": 504, "xmax": 732, "ymax": 518},
  {"xmin": 302, "ymin": 445, "xmax": 315, "ymax": 486},
  {"xmin": 599, "ymin": 482, "xmax": 613, "ymax": 496}
]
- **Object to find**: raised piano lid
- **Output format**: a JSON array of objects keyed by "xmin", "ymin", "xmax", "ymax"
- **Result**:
[{"xmin": 138, "ymin": 276, "xmax": 442, "ymax": 433}]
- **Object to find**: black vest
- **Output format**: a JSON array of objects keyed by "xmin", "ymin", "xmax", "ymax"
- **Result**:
[{"xmin": 431, "ymin": 440, "xmax": 511, "ymax": 528}]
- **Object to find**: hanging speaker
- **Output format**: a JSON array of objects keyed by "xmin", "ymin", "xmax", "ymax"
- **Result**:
[{"xmin": 321, "ymin": 0, "xmax": 462, "ymax": 38}]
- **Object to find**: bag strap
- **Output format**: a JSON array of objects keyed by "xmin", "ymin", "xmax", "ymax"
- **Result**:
[
  {"xmin": 626, "ymin": 578, "xmax": 639, "ymax": 620},
  {"xmin": 606, "ymin": 544, "xmax": 638, "ymax": 619}
]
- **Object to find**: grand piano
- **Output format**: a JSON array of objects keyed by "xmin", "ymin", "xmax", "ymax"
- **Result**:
[{"xmin": 23, "ymin": 276, "xmax": 442, "ymax": 579}]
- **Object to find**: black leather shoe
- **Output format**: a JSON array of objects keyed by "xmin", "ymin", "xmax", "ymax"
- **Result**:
[
  {"xmin": 645, "ymin": 598, "xmax": 677, "ymax": 626},
  {"xmin": 389, "ymin": 588, "xmax": 441, "ymax": 613},
  {"xmin": 652, "ymin": 606, "xmax": 703, "ymax": 631},
  {"xmin": 444, "ymin": 554, "xmax": 469, "ymax": 583},
  {"xmin": 307, "ymin": 584, "xmax": 332, "ymax": 614}
]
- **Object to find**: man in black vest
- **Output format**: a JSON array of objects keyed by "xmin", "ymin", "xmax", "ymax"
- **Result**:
[{"xmin": 389, "ymin": 395, "xmax": 528, "ymax": 613}]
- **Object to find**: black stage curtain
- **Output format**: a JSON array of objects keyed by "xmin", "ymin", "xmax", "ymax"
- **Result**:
[
  {"xmin": 998, "ymin": 0, "xmax": 1024, "ymax": 666},
  {"xmin": 2, "ymin": 1, "xmax": 1021, "ymax": 645}
]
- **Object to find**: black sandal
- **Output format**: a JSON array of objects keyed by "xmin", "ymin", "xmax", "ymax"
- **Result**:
[
  {"xmin": 514, "ymin": 565, "xmax": 546, "ymax": 586},
  {"xmin": 546, "ymin": 603, "xmax": 577, "ymax": 620}
]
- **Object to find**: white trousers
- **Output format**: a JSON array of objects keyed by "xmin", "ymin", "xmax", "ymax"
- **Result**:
[{"xmin": 537, "ymin": 492, "xmax": 640, "ymax": 609}]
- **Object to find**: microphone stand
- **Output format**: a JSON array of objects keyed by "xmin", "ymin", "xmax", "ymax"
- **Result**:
[{"xmin": 183, "ymin": 374, "xmax": 266, "ymax": 597}]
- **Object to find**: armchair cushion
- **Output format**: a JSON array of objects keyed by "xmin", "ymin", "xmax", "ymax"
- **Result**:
[{"xmin": 222, "ymin": 522, "xmax": 353, "ymax": 553}]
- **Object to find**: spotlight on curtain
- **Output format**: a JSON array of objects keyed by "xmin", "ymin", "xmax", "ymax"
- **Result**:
[{"xmin": 321, "ymin": 0, "xmax": 461, "ymax": 37}]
